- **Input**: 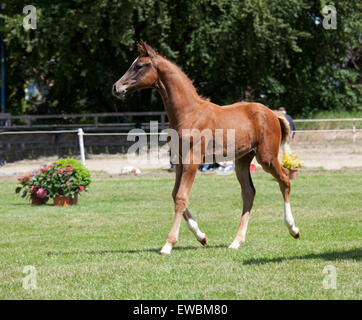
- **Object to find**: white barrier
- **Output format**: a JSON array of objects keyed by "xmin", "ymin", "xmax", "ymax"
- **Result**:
[
  {"xmin": 0, "ymin": 129, "xmax": 78, "ymax": 134},
  {"xmin": 77, "ymin": 128, "xmax": 86, "ymax": 166},
  {"xmin": 1, "ymin": 118, "xmax": 361, "ymax": 167}
]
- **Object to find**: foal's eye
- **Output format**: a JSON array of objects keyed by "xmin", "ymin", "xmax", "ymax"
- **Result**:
[{"xmin": 135, "ymin": 64, "xmax": 143, "ymax": 70}]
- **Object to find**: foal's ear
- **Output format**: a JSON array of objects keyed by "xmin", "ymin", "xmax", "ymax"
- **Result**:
[
  {"xmin": 137, "ymin": 41, "xmax": 157, "ymax": 59},
  {"xmin": 143, "ymin": 42, "xmax": 158, "ymax": 59},
  {"xmin": 137, "ymin": 41, "xmax": 147, "ymax": 57}
]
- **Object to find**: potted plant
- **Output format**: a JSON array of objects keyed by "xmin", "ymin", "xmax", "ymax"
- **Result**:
[
  {"xmin": 16, "ymin": 166, "xmax": 51, "ymax": 205},
  {"xmin": 281, "ymin": 152, "xmax": 304, "ymax": 180},
  {"xmin": 15, "ymin": 158, "xmax": 91, "ymax": 206},
  {"xmin": 50, "ymin": 158, "xmax": 91, "ymax": 207}
]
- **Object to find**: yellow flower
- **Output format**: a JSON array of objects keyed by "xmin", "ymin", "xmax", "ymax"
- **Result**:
[{"xmin": 281, "ymin": 153, "xmax": 304, "ymax": 169}]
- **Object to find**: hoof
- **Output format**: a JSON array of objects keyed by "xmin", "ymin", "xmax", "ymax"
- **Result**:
[
  {"xmin": 160, "ymin": 242, "xmax": 173, "ymax": 255},
  {"xmin": 228, "ymin": 240, "xmax": 241, "ymax": 250},
  {"xmin": 289, "ymin": 226, "xmax": 300, "ymax": 239},
  {"xmin": 289, "ymin": 228, "xmax": 300, "ymax": 239},
  {"xmin": 198, "ymin": 236, "xmax": 208, "ymax": 246},
  {"xmin": 292, "ymin": 231, "xmax": 300, "ymax": 239}
]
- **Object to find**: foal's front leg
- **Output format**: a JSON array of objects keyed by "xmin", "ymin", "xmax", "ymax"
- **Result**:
[
  {"xmin": 172, "ymin": 165, "xmax": 207, "ymax": 246},
  {"xmin": 160, "ymin": 164, "xmax": 199, "ymax": 255}
]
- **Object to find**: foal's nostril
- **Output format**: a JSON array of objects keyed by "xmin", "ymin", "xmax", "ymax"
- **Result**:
[{"xmin": 112, "ymin": 84, "xmax": 127, "ymax": 99}]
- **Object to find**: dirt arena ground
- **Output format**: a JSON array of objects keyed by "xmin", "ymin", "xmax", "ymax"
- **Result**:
[{"xmin": 1, "ymin": 132, "xmax": 361, "ymax": 177}]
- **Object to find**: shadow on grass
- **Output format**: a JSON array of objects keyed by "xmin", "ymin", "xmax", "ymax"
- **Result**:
[
  {"xmin": 47, "ymin": 246, "xmax": 362, "ymax": 262},
  {"xmin": 242, "ymin": 248, "xmax": 362, "ymax": 265},
  {"xmin": 47, "ymin": 244, "xmax": 226, "ymax": 256},
  {"xmin": 10, "ymin": 203, "xmax": 54, "ymax": 207}
]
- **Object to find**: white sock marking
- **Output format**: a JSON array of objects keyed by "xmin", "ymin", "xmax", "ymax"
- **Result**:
[
  {"xmin": 187, "ymin": 219, "xmax": 205, "ymax": 241},
  {"xmin": 284, "ymin": 202, "xmax": 299, "ymax": 236}
]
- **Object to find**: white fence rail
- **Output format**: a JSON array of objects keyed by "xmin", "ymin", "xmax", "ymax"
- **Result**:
[{"xmin": 1, "ymin": 117, "xmax": 361, "ymax": 166}]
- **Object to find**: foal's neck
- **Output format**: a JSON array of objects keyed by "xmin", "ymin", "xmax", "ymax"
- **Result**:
[{"xmin": 155, "ymin": 57, "xmax": 201, "ymax": 128}]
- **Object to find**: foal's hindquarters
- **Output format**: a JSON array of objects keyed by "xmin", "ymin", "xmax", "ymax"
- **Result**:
[
  {"xmin": 228, "ymin": 106, "xmax": 300, "ymax": 250},
  {"xmin": 160, "ymin": 103, "xmax": 300, "ymax": 255},
  {"xmin": 228, "ymin": 149, "xmax": 300, "ymax": 250}
]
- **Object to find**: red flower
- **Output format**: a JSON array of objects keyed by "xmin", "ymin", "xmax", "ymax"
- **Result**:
[
  {"xmin": 250, "ymin": 164, "xmax": 256, "ymax": 172},
  {"xmin": 22, "ymin": 176, "xmax": 30, "ymax": 183},
  {"xmin": 66, "ymin": 181, "xmax": 70, "ymax": 186},
  {"xmin": 79, "ymin": 186, "xmax": 84, "ymax": 191},
  {"xmin": 41, "ymin": 166, "xmax": 48, "ymax": 172},
  {"xmin": 30, "ymin": 186, "xmax": 38, "ymax": 193},
  {"xmin": 57, "ymin": 169, "xmax": 64, "ymax": 174},
  {"xmin": 65, "ymin": 166, "xmax": 72, "ymax": 173},
  {"xmin": 17, "ymin": 177, "xmax": 21, "ymax": 181},
  {"xmin": 36, "ymin": 188, "xmax": 47, "ymax": 199}
]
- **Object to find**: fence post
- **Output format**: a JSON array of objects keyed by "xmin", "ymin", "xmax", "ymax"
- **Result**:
[
  {"xmin": 161, "ymin": 114, "xmax": 166, "ymax": 129},
  {"xmin": 352, "ymin": 120, "xmax": 356, "ymax": 143},
  {"xmin": 78, "ymin": 128, "xmax": 86, "ymax": 166}
]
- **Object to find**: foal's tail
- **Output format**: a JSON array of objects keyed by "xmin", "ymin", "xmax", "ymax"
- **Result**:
[{"xmin": 273, "ymin": 111, "xmax": 291, "ymax": 145}]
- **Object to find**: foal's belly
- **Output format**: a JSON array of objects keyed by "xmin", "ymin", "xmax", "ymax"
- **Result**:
[{"xmin": 199, "ymin": 128, "xmax": 253, "ymax": 163}]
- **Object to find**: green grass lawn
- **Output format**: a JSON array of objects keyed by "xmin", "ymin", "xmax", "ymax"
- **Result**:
[{"xmin": 0, "ymin": 171, "xmax": 361, "ymax": 300}]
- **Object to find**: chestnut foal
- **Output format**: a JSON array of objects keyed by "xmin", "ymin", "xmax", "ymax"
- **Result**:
[{"xmin": 113, "ymin": 42, "xmax": 300, "ymax": 255}]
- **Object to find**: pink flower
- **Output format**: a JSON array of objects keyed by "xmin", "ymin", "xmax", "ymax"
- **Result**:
[
  {"xmin": 57, "ymin": 169, "xmax": 64, "ymax": 174},
  {"xmin": 66, "ymin": 181, "xmax": 70, "ymax": 186},
  {"xmin": 65, "ymin": 166, "xmax": 72, "ymax": 173},
  {"xmin": 79, "ymin": 186, "xmax": 84, "ymax": 191},
  {"xmin": 36, "ymin": 188, "xmax": 47, "ymax": 199},
  {"xmin": 41, "ymin": 166, "xmax": 48, "ymax": 172},
  {"xmin": 30, "ymin": 186, "xmax": 38, "ymax": 193},
  {"xmin": 17, "ymin": 177, "xmax": 21, "ymax": 181}
]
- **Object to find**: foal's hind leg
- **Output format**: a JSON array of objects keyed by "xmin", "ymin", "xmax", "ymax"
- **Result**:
[
  {"xmin": 229, "ymin": 153, "xmax": 256, "ymax": 249},
  {"xmin": 171, "ymin": 165, "xmax": 207, "ymax": 246},
  {"xmin": 183, "ymin": 208, "xmax": 207, "ymax": 245},
  {"xmin": 257, "ymin": 155, "xmax": 300, "ymax": 239}
]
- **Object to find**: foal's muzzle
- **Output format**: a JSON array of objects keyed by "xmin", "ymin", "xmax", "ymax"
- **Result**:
[{"xmin": 112, "ymin": 83, "xmax": 127, "ymax": 100}]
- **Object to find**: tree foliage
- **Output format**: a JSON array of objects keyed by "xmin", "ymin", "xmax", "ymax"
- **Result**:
[{"xmin": 1, "ymin": 0, "xmax": 361, "ymax": 117}]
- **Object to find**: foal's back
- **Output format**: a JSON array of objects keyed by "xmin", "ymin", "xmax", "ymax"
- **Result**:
[{"xmin": 197, "ymin": 100, "xmax": 280, "ymax": 134}]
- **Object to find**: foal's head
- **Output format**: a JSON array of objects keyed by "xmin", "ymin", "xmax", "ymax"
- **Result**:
[{"xmin": 112, "ymin": 41, "xmax": 159, "ymax": 100}]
